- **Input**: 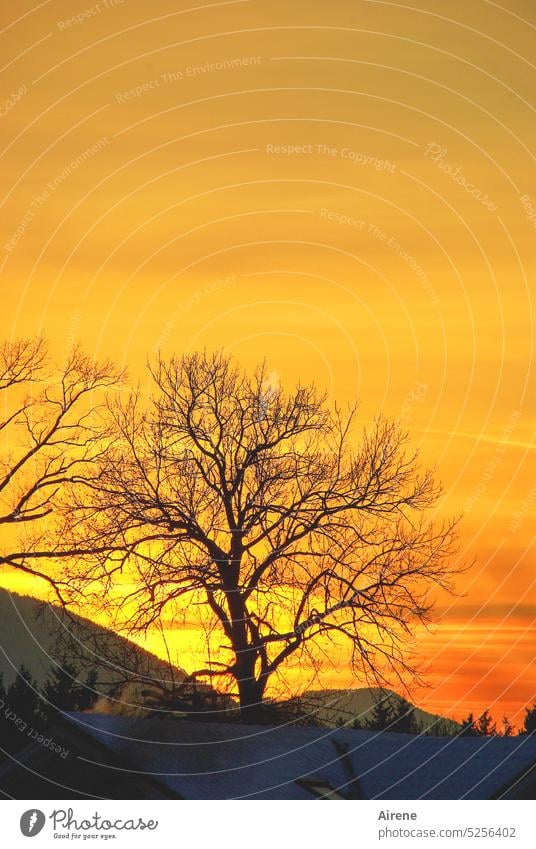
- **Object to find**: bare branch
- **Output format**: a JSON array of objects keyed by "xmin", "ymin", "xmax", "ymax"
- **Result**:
[{"xmin": 57, "ymin": 349, "xmax": 462, "ymax": 719}]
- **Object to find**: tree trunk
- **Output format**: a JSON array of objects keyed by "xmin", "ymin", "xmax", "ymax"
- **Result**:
[
  {"xmin": 235, "ymin": 662, "xmax": 265, "ymax": 723},
  {"xmin": 222, "ymin": 570, "xmax": 266, "ymax": 722}
]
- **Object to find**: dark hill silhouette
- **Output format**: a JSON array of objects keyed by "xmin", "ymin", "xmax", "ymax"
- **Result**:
[
  {"xmin": 299, "ymin": 687, "xmax": 460, "ymax": 733},
  {"xmin": 0, "ymin": 588, "xmax": 184, "ymax": 694}
]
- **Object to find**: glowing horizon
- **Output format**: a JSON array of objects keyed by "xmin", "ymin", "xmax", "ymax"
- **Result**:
[{"xmin": 1, "ymin": 0, "xmax": 534, "ymax": 727}]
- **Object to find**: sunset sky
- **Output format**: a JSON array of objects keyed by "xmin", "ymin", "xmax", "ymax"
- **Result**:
[{"xmin": 1, "ymin": 0, "xmax": 534, "ymax": 725}]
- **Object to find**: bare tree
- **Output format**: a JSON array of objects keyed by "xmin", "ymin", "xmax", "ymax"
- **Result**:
[
  {"xmin": 60, "ymin": 351, "xmax": 460, "ymax": 720},
  {"xmin": 0, "ymin": 337, "xmax": 120, "ymax": 598}
]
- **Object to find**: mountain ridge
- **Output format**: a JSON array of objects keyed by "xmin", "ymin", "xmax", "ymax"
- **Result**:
[
  {"xmin": 0, "ymin": 587, "xmax": 185, "ymax": 692},
  {"xmin": 300, "ymin": 687, "xmax": 461, "ymax": 732}
]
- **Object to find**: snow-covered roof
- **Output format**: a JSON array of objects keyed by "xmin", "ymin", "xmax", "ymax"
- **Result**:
[{"xmin": 65, "ymin": 713, "xmax": 536, "ymax": 800}]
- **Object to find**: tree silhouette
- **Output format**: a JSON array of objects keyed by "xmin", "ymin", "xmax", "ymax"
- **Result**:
[
  {"xmin": 41, "ymin": 663, "xmax": 98, "ymax": 722},
  {"xmin": 0, "ymin": 672, "xmax": 6, "ymax": 746},
  {"xmin": 5, "ymin": 665, "xmax": 42, "ymax": 727},
  {"xmin": 0, "ymin": 667, "xmax": 42, "ymax": 758},
  {"xmin": 426, "ymin": 717, "xmax": 456, "ymax": 737},
  {"xmin": 0, "ymin": 338, "xmax": 120, "ymax": 600},
  {"xmin": 77, "ymin": 669, "xmax": 98, "ymax": 711},
  {"xmin": 522, "ymin": 703, "xmax": 536, "ymax": 735},
  {"xmin": 501, "ymin": 715, "xmax": 514, "ymax": 737},
  {"xmin": 0, "ymin": 663, "xmax": 101, "ymax": 760},
  {"xmin": 459, "ymin": 709, "xmax": 498, "ymax": 737},
  {"xmin": 363, "ymin": 693, "xmax": 420, "ymax": 733},
  {"xmin": 388, "ymin": 696, "xmax": 420, "ymax": 734},
  {"xmin": 60, "ymin": 351, "xmax": 460, "ymax": 719},
  {"xmin": 459, "ymin": 712, "xmax": 478, "ymax": 737},
  {"xmin": 476, "ymin": 709, "xmax": 498, "ymax": 737},
  {"xmin": 356, "ymin": 695, "xmax": 391, "ymax": 731}
]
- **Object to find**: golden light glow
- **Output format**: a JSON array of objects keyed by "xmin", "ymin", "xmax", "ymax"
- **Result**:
[{"xmin": 1, "ymin": 0, "xmax": 534, "ymax": 725}]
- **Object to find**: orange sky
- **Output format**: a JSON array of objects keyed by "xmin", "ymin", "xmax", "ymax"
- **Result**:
[{"xmin": 0, "ymin": 0, "xmax": 534, "ymax": 725}]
